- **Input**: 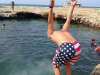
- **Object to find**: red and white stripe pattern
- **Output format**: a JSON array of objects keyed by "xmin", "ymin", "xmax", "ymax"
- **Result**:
[
  {"xmin": 69, "ymin": 41, "xmax": 81, "ymax": 65},
  {"xmin": 53, "ymin": 49, "xmax": 59, "ymax": 62}
]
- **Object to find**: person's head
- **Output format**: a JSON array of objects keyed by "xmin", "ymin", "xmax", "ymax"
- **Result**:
[
  {"xmin": 59, "ymin": 25, "xmax": 62, "ymax": 29},
  {"xmin": 3, "ymin": 24, "xmax": 5, "ymax": 28},
  {"xmin": 92, "ymin": 39, "xmax": 96, "ymax": 43},
  {"xmin": 12, "ymin": 1, "xmax": 14, "ymax": 4}
]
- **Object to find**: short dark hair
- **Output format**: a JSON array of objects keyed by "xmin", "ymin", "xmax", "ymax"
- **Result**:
[
  {"xmin": 3, "ymin": 24, "xmax": 5, "ymax": 26},
  {"xmin": 92, "ymin": 39, "xmax": 96, "ymax": 42}
]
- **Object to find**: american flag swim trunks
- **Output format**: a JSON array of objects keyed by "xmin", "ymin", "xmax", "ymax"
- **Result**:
[{"xmin": 53, "ymin": 41, "xmax": 81, "ymax": 67}]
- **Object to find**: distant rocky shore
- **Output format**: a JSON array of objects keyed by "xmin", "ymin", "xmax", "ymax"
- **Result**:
[{"xmin": 0, "ymin": 6, "xmax": 100, "ymax": 29}]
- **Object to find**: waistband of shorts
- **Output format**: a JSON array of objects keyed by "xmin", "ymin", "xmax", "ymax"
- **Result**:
[
  {"xmin": 73, "ymin": 41, "xmax": 78, "ymax": 45},
  {"xmin": 59, "ymin": 41, "xmax": 78, "ymax": 48}
]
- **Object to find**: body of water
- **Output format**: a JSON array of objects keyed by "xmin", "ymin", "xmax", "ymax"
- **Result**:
[
  {"xmin": 0, "ymin": 4, "xmax": 62, "ymax": 7},
  {"xmin": 0, "ymin": 18, "xmax": 100, "ymax": 75},
  {"xmin": 0, "ymin": 3, "xmax": 100, "ymax": 8}
]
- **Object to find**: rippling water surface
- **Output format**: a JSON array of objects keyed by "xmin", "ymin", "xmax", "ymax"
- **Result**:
[{"xmin": 0, "ymin": 19, "xmax": 100, "ymax": 75}]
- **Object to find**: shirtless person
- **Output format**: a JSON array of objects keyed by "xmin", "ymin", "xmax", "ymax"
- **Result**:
[
  {"xmin": 47, "ymin": 0, "xmax": 81, "ymax": 75},
  {"xmin": 3, "ymin": 24, "xmax": 5, "ymax": 28},
  {"xmin": 91, "ymin": 39, "xmax": 96, "ymax": 46}
]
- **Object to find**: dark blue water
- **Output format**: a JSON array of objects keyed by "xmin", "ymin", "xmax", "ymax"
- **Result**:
[
  {"xmin": 0, "ymin": 4, "xmax": 100, "ymax": 8},
  {"xmin": 0, "ymin": 19, "xmax": 100, "ymax": 75},
  {"xmin": 0, "ymin": 4, "xmax": 62, "ymax": 7}
]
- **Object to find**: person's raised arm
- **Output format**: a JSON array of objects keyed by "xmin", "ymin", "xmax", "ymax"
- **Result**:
[
  {"xmin": 95, "ymin": 47, "xmax": 99, "ymax": 51},
  {"xmin": 94, "ymin": 42, "xmax": 97, "ymax": 46},
  {"xmin": 47, "ymin": 0, "xmax": 55, "ymax": 39},
  {"xmin": 62, "ymin": 0, "xmax": 77, "ymax": 31}
]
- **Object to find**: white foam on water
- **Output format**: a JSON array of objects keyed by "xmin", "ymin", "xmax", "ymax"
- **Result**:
[{"xmin": 10, "ymin": 59, "xmax": 54, "ymax": 75}]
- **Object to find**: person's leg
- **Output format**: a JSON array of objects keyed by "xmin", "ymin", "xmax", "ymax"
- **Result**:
[
  {"xmin": 13, "ymin": 6, "xmax": 14, "ymax": 11},
  {"xmin": 52, "ymin": 63, "xmax": 61, "ymax": 75},
  {"xmin": 64, "ymin": 63, "xmax": 72, "ymax": 75}
]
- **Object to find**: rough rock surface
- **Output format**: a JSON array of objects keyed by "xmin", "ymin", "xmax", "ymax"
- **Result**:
[
  {"xmin": 0, "ymin": 6, "xmax": 100, "ymax": 28},
  {"xmin": 90, "ymin": 64, "xmax": 100, "ymax": 75}
]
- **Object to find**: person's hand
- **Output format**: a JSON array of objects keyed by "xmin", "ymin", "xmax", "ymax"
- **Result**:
[
  {"xmin": 71, "ymin": 0, "xmax": 77, "ymax": 7},
  {"xmin": 50, "ymin": 0, "xmax": 55, "ymax": 7}
]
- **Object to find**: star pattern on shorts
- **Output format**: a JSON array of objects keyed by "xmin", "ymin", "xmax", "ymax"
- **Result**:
[{"xmin": 53, "ymin": 42, "xmax": 75, "ymax": 67}]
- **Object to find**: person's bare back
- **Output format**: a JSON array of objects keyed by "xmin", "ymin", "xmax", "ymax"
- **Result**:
[{"xmin": 51, "ymin": 30, "xmax": 76, "ymax": 47}]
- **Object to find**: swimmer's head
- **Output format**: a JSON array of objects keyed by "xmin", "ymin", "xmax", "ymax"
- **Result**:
[
  {"xmin": 3, "ymin": 24, "xmax": 5, "ymax": 28},
  {"xmin": 92, "ymin": 39, "xmax": 96, "ymax": 42},
  {"xmin": 59, "ymin": 25, "xmax": 62, "ymax": 29}
]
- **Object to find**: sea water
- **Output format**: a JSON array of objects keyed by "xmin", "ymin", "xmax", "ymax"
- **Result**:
[
  {"xmin": 0, "ymin": 18, "xmax": 100, "ymax": 75},
  {"xmin": 0, "ymin": 4, "xmax": 100, "ymax": 8}
]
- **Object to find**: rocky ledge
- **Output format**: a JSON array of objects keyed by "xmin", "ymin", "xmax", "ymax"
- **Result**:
[
  {"xmin": 0, "ymin": 6, "xmax": 100, "ymax": 28},
  {"xmin": 90, "ymin": 64, "xmax": 100, "ymax": 75}
]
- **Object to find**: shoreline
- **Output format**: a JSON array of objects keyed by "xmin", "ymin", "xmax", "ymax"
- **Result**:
[{"xmin": 0, "ymin": 6, "xmax": 100, "ymax": 29}]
